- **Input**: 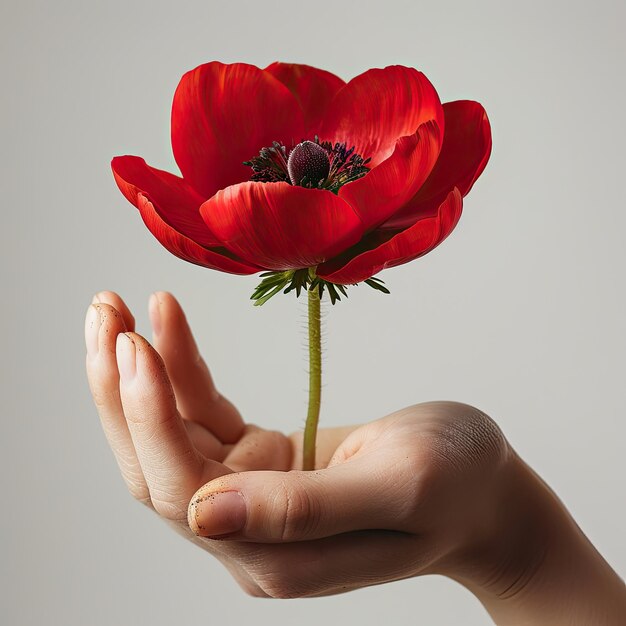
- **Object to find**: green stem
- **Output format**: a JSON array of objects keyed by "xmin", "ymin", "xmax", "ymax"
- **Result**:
[{"xmin": 302, "ymin": 277, "xmax": 322, "ymax": 471}]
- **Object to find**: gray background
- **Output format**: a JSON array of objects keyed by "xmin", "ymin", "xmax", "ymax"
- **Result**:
[{"xmin": 2, "ymin": 0, "xmax": 624, "ymax": 624}]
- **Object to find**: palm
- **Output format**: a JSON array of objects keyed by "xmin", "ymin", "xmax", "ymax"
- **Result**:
[{"xmin": 187, "ymin": 422, "xmax": 357, "ymax": 473}]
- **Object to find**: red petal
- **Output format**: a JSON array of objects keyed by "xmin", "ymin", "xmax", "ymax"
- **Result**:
[
  {"xmin": 111, "ymin": 155, "xmax": 218, "ymax": 247},
  {"xmin": 199, "ymin": 182, "xmax": 364, "ymax": 270},
  {"xmin": 338, "ymin": 121, "xmax": 441, "ymax": 232},
  {"xmin": 171, "ymin": 62, "xmax": 305, "ymax": 198},
  {"xmin": 136, "ymin": 194, "xmax": 261, "ymax": 274},
  {"xmin": 264, "ymin": 62, "xmax": 345, "ymax": 136},
  {"xmin": 382, "ymin": 101, "xmax": 491, "ymax": 230},
  {"xmin": 317, "ymin": 189, "xmax": 462, "ymax": 284},
  {"xmin": 320, "ymin": 66, "xmax": 444, "ymax": 167}
]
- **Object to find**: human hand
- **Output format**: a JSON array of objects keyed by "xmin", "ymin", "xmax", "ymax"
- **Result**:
[
  {"xmin": 84, "ymin": 290, "xmax": 354, "ymax": 593},
  {"xmin": 85, "ymin": 292, "xmax": 626, "ymax": 623}
]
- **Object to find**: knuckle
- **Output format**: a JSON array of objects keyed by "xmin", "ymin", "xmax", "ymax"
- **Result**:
[
  {"xmin": 388, "ymin": 403, "xmax": 512, "ymax": 527},
  {"xmin": 93, "ymin": 303, "xmax": 125, "ymax": 330},
  {"xmin": 273, "ymin": 479, "xmax": 320, "ymax": 542},
  {"xmin": 151, "ymin": 497, "xmax": 188, "ymax": 522},
  {"xmin": 148, "ymin": 479, "xmax": 197, "ymax": 523},
  {"xmin": 448, "ymin": 403, "xmax": 509, "ymax": 466},
  {"xmin": 426, "ymin": 402, "xmax": 510, "ymax": 475}
]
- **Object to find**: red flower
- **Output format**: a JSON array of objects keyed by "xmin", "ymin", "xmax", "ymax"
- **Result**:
[{"xmin": 112, "ymin": 62, "xmax": 491, "ymax": 287}]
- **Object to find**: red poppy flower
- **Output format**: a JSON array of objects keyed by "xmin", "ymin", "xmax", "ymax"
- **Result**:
[{"xmin": 112, "ymin": 61, "xmax": 491, "ymax": 293}]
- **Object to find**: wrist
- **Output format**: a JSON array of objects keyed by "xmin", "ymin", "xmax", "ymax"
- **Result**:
[{"xmin": 442, "ymin": 452, "xmax": 626, "ymax": 625}]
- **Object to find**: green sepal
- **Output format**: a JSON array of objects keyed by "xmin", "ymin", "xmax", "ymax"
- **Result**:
[
  {"xmin": 251, "ymin": 268, "xmax": 391, "ymax": 306},
  {"xmin": 364, "ymin": 277, "xmax": 391, "ymax": 294}
]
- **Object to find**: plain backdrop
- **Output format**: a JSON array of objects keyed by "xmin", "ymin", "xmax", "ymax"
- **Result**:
[{"xmin": 1, "ymin": 1, "xmax": 624, "ymax": 624}]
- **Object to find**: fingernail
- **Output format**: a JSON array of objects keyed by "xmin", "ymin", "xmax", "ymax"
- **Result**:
[
  {"xmin": 85, "ymin": 305, "xmax": 101, "ymax": 359},
  {"xmin": 191, "ymin": 491, "xmax": 247, "ymax": 538},
  {"xmin": 148, "ymin": 293, "xmax": 161, "ymax": 336},
  {"xmin": 116, "ymin": 333, "xmax": 136, "ymax": 380}
]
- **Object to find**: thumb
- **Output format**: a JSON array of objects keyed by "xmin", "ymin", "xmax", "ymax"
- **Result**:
[{"xmin": 187, "ymin": 456, "xmax": 412, "ymax": 542}]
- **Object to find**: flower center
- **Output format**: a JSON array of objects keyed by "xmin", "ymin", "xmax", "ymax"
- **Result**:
[
  {"xmin": 243, "ymin": 137, "xmax": 370, "ymax": 194},
  {"xmin": 287, "ymin": 141, "xmax": 330, "ymax": 187}
]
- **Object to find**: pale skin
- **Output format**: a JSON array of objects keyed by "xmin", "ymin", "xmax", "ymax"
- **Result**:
[{"xmin": 85, "ymin": 291, "xmax": 626, "ymax": 623}]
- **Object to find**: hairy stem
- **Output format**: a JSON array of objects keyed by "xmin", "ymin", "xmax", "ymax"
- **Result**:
[{"xmin": 302, "ymin": 278, "xmax": 322, "ymax": 470}]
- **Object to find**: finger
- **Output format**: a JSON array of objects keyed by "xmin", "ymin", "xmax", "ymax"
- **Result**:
[
  {"xmin": 85, "ymin": 302, "xmax": 149, "ymax": 503},
  {"xmin": 223, "ymin": 425, "xmax": 292, "ymax": 472},
  {"xmin": 92, "ymin": 291, "xmax": 135, "ymax": 332},
  {"xmin": 94, "ymin": 292, "xmax": 234, "ymax": 459},
  {"xmin": 89, "ymin": 294, "xmax": 225, "ymax": 462},
  {"xmin": 116, "ymin": 332, "xmax": 231, "ymax": 520},
  {"xmin": 148, "ymin": 292, "xmax": 244, "ymax": 443},
  {"xmin": 188, "ymin": 451, "xmax": 414, "ymax": 542},
  {"xmin": 244, "ymin": 530, "xmax": 428, "ymax": 598},
  {"xmin": 184, "ymin": 420, "xmax": 224, "ymax": 460}
]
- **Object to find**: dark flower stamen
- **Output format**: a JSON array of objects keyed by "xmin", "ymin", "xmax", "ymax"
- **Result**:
[
  {"xmin": 243, "ymin": 142, "xmax": 290, "ymax": 184},
  {"xmin": 244, "ymin": 137, "xmax": 370, "ymax": 193},
  {"xmin": 319, "ymin": 138, "xmax": 371, "ymax": 193}
]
